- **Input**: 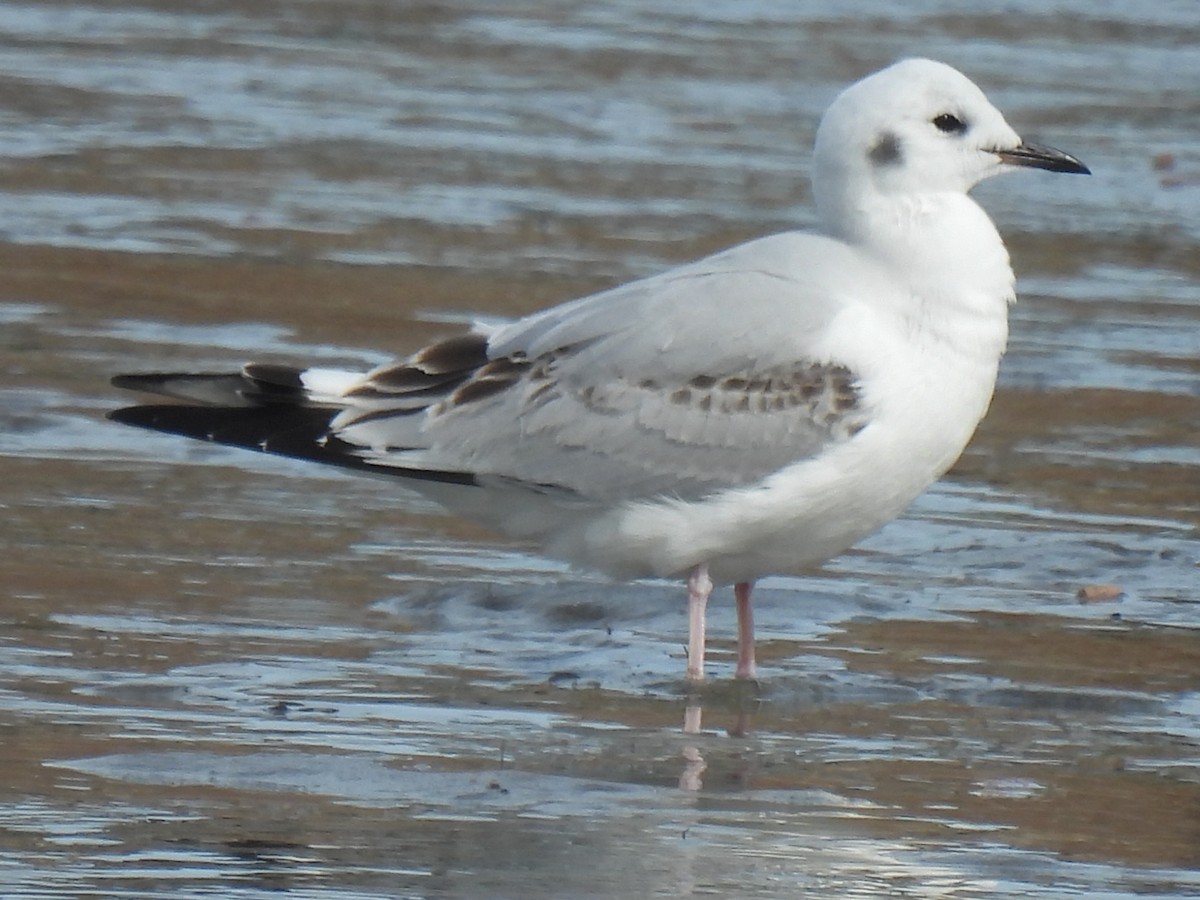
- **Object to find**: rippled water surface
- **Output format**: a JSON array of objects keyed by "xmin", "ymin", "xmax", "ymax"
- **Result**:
[{"xmin": 1, "ymin": 2, "xmax": 1198, "ymax": 897}]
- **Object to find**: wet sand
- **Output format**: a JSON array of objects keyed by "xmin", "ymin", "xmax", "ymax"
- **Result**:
[{"xmin": 3, "ymin": 244, "xmax": 1198, "ymax": 897}]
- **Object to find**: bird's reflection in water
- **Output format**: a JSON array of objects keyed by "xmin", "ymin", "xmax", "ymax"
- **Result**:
[
  {"xmin": 678, "ymin": 686, "xmax": 758, "ymax": 790},
  {"xmin": 679, "ymin": 742, "xmax": 706, "ymax": 790},
  {"xmin": 680, "ymin": 704, "xmax": 706, "ymax": 790}
]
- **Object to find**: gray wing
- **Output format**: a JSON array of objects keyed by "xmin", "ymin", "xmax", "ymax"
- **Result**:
[{"xmin": 335, "ymin": 233, "xmax": 884, "ymax": 502}]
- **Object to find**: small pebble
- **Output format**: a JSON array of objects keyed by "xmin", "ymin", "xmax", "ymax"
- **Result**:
[{"xmin": 1076, "ymin": 584, "xmax": 1124, "ymax": 603}]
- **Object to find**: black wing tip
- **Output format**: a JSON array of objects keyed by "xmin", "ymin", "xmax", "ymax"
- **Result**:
[
  {"xmin": 112, "ymin": 372, "xmax": 164, "ymax": 391},
  {"xmin": 112, "ymin": 371, "xmax": 235, "ymax": 386},
  {"xmin": 107, "ymin": 401, "xmax": 480, "ymax": 487},
  {"xmin": 107, "ymin": 403, "xmax": 170, "ymax": 427},
  {"xmin": 111, "ymin": 367, "xmax": 317, "ymax": 409}
]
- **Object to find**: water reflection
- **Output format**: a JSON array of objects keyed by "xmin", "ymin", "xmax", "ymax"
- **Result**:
[{"xmin": 679, "ymin": 742, "xmax": 705, "ymax": 791}]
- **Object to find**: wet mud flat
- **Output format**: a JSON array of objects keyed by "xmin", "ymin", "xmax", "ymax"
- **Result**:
[{"xmin": 1, "ymin": 245, "xmax": 1198, "ymax": 898}]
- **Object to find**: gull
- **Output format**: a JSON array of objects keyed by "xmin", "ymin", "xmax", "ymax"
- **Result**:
[{"xmin": 110, "ymin": 59, "xmax": 1088, "ymax": 683}]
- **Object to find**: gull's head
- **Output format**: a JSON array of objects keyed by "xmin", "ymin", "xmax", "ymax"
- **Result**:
[{"xmin": 813, "ymin": 59, "xmax": 1088, "ymax": 224}]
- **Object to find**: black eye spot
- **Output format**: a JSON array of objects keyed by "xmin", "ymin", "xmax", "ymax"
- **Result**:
[{"xmin": 933, "ymin": 113, "xmax": 968, "ymax": 134}]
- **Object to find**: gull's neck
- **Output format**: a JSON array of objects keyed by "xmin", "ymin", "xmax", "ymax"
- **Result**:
[{"xmin": 822, "ymin": 188, "xmax": 1014, "ymax": 360}]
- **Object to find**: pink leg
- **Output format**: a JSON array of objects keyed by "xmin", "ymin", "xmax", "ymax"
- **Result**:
[
  {"xmin": 734, "ymin": 580, "xmax": 757, "ymax": 680},
  {"xmin": 686, "ymin": 564, "xmax": 712, "ymax": 682}
]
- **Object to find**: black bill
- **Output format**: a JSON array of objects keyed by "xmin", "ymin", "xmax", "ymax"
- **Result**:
[{"xmin": 996, "ymin": 141, "xmax": 1090, "ymax": 175}]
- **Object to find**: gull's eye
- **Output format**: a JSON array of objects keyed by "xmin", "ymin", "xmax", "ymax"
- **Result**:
[{"xmin": 932, "ymin": 113, "xmax": 968, "ymax": 134}]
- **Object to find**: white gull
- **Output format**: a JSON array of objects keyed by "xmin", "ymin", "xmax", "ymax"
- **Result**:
[{"xmin": 111, "ymin": 59, "xmax": 1089, "ymax": 682}]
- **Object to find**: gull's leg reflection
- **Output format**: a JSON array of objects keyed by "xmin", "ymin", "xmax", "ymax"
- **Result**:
[
  {"xmin": 679, "ymin": 742, "xmax": 706, "ymax": 791},
  {"xmin": 680, "ymin": 699, "xmax": 705, "ymax": 790},
  {"xmin": 678, "ymin": 680, "xmax": 762, "ymax": 788}
]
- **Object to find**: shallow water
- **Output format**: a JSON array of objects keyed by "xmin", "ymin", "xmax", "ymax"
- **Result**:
[{"xmin": 1, "ymin": 2, "xmax": 1198, "ymax": 897}]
